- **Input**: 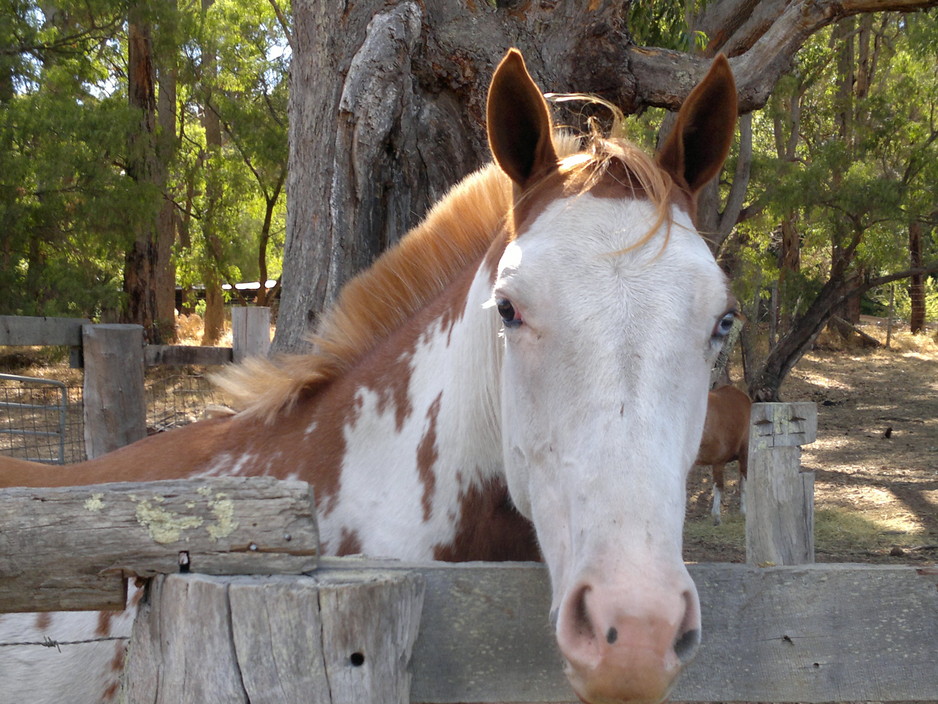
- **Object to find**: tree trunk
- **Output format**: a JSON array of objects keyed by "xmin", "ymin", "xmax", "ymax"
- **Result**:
[
  {"xmin": 202, "ymin": 269, "xmax": 225, "ymax": 345},
  {"xmin": 277, "ymin": 0, "xmax": 690, "ymax": 352},
  {"xmin": 275, "ymin": 0, "xmax": 938, "ymax": 353},
  {"xmin": 747, "ymin": 261, "xmax": 938, "ymax": 401},
  {"xmin": 155, "ymin": 0, "xmax": 179, "ymax": 342},
  {"xmin": 198, "ymin": 0, "xmax": 227, "ymax": 344},
  {"xmin": 256, "ymin": 172, "xmax": 285, "ymax": 308},
  {"xmin": 909, "ymin": 220, "xmax": 925, "ymax": 334},
  {"xmin": 124, "ymin": 3, "xmax": 173, "ymax": 343}
]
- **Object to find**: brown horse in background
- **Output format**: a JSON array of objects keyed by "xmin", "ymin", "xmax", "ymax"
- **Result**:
[{"xmin": 696, "ymin": 385, "xmax": 751, "ymax": 525}]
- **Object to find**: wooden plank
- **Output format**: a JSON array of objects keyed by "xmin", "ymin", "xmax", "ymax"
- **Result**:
[
  {"xmin": 124, "ymin": 572, "xmax": 250, "ymax": 703},
  {"xmin": 82, "ymin": 324, "xmax": 147, "ymax": 457},
  {"xmin": 746, "ymin": 402, "xmax": 817, "ymax": 566},
  {"xmin": 679, "ymin": 563, "xmax": 938, "ymax": 703},
  {"xmin": 0, "ymin": 477, "xmax": 319, "ymax": 612},
  {"xmin": 746, "ymin": 403, "xmax": 817, "ymax": 566},
  {"xmin": 0, "ymin": 315, "xmax": 89, "ymax": 347},
  {"xmin": 316, "ymin": 569, "xmax": 425, "ymax": 704},
  {"xmin": 746, "ymin": 444, "xmax": 815, "ymax": 565},
  {"xmin": 231, "ymin": 306, "xmax": 271, "ymax": 363},
  {"xmin": 124, "ymin": 569, "xmax": 425, "ymax": 704},
  {"xmin": 119, "ymin": 561, "xmax": 938, "ymax": 703},
  {"xmin": 144, "ymin": 344, "xmax": 233, "ymax": 367},
  {"xmin": 407, "ymin": 561, "xmax": 938, "ymax": 703},
  {"xmin": 750, "ymin": 401, "xmax": 818, "ymax": 448}
]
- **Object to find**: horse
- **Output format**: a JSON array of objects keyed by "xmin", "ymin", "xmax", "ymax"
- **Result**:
[
  {"xmin": 0, "ymin": 49, "xmax": 737, "ymax": 704},
  {"xmin": 695, "ymin": 385, "xmax": 752, "ymax": 525}
]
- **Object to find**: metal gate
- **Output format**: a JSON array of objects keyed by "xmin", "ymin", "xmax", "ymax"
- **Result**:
[{"xmin": 0, "ymin": 372, "xmax": 69, "ymax": 464}]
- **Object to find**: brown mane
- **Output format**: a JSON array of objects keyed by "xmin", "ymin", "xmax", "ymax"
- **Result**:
[
  {"xmin": 214, "ymin": 161, "xmax": 513, "ymax": 422},
  {"xmin": 215, "ymin": 131, "xmax": 676, "ymax": 423}
]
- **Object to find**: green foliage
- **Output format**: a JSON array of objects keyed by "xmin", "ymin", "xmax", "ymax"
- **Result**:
[
  {"xmin": 736, "ymin": 13, "xmax": 938, "ymax": 340},
  {"xmin": 629, "ymin": 2, "xmax": 711, "ymax": 51},
  {"xmin": 868, "ymin": 278, "xmax": 938, "ymax": 322},
  {"xmin": 0, "ymin": 0, "xmax": 289, "ymax": 319},
  {"xmin": 0, "ymin": 0, "xmax": 145, "ymax": 316}
]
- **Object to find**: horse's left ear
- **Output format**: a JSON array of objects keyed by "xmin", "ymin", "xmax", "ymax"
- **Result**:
[
  {"xmin": 487, "ymin": 49, "xmax": 558, "ymax": 187},
  {"xmin": 657, "ymin": 54, "xmax": 737, "ymax": 194}
]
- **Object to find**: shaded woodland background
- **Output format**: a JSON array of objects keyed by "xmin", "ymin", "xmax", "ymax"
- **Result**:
[{"xmin": 1, "ymin": 0, "xmax": 937, "ymax": 400}]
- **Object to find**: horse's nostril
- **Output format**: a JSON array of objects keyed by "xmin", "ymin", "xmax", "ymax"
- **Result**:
[
  {"xmin": 674, "ymin": 627, "xmax": 700, "ymax": 663},
  {"xmin": 570, "ymin": 584, "xmax": 595, "ymax": 640}
]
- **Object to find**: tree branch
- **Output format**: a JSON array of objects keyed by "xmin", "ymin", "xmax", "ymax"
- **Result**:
[
  {"xmin": 628, "ymin": 0, "xmax": 938, "ymax": 113},
  {"xmin": 266, "ymin": 0, "xmax": 293, "ymax": 51}
]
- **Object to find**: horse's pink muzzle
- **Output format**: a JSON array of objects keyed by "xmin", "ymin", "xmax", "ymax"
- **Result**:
[{"xmin": 556, "ymin": 576, "xmax": 701, "ymax": 704}]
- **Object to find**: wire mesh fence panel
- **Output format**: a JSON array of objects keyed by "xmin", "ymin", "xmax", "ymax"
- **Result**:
[
  {"xmin": 1, "ymin": 368, "xmax": 230, "ymax": 464},
  {"xmin": 0, "ymin": 373, "xmax": 84, "ymax": 464},
  {"xmin": 145, "ymin": 370, "xmax": 228, "ymax": 434}
]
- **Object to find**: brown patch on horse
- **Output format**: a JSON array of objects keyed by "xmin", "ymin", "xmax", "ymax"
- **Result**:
[
  {"xmin": 508, "ymin": 137, "xmax": 687, "ymax": 257},
  {"xmin": 35, "ymin": 612, "xmax": 51, "ymax": 631},
  {"xmin": 102, "ymin": 680, "xmax": 120, "ymax": 702},
  {"xmin": 416, "ymin": 392, "xmax": 443, "ymax": 521},
  {"xmin": 337, "ymin": 527, "xmax": 363, "ymax": 556},
  {"xmin": 95, "ymin": 610, "xmax": 113, "ymax": 637},
  {"xmin": 287, "ymin": 393, "xmax": 352, "ymax": 517},
  {"xmin": 434, "ymin": 478, "xmax": 541, "ymax": 562},
  {"xmin": 374, "ymin": 345, "xmax": 415, "ymax": 432},
  {"xmin": 100, "ymin": 637, "xmax": 127, "ymax": 700}
]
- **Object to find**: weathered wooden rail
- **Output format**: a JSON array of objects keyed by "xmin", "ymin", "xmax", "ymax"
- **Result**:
[
  {"xmin": 2, "ymin": 462, "xmax": 937, "ymax": 702},
  {"xmin": 0, "ymin": 477, "xmax": 318, "ymax": 611}
]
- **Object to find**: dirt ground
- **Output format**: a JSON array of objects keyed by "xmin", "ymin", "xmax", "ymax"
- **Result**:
[{"xmin": 684, "ymin": 318, "xmax": 938, "ymax": 565}]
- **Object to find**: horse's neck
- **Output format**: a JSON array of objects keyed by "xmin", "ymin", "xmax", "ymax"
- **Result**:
[
  {"xmin": 311, "ymin": 260, "xmax": 506, "ymax": 560},
  {"xmin": 0, "ymin": 261, "xmax": 514, "ymax": 561}
]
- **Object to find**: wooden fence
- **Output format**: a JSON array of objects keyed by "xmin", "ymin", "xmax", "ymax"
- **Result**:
[
  {"xmin": 0, "ymin": 310, "xmax": 270, "ymax": 458},
  {"xmin": 1, "ymin": 404, "xmax": 936, "ymax": 702}
]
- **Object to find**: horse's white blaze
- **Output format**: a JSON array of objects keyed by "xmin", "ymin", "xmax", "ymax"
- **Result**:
[{"xmin": 494, "ymin": 194, "xmax": 729, "ymax": 701}]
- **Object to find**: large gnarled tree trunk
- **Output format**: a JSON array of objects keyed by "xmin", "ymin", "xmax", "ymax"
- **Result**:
[{"xmin": 275, "ymin": 0, "xmax": 938, "ymax": 353}]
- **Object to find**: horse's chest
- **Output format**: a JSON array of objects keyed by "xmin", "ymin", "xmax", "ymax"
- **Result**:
[{"xmin": 315, "ymin": 382, "xmax": 483, "ymax": 560}]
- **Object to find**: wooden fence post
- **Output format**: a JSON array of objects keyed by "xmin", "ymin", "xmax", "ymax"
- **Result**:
[
  {"xmin": 124, "ymin": 570, "xmax": 425, "ymax": 704},
  {"xmin": 231, "ymin": 306, "xmax": 271, "ymax": 363},
  {"xmin": 81, "ymin": 324, "xmax": 146, "ymax": 458},
  {"xmin": 745, "ymin": 402, "xmax": 818, "ymax": 566}
]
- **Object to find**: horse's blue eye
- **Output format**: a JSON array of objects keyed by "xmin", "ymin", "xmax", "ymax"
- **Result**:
[
  {"xmin": 497, "ymin": 298, "xmax": 521, "ymax": 327},
  {"xmin": 713, "ymin": 311, "xmax": 736, "ymax": 338}
]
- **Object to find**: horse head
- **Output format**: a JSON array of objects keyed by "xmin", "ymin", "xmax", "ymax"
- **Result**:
[{"xmin": 486, "ymin": 49, "xmax": 737, "ymax": 704}]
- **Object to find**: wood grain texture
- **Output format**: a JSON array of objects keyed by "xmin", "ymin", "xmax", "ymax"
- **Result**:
[
  {"xmin": 81, "ymin": 324, "xmax": 147, "ymax": 458},
  {"xmin": 120, "ymin": 560, "xmax": 938, "ymax": 702},
  {"xmin": 124, "ymin": 569, "xmax": 425, "ymax": 704},
  {"xmin": 231, "ymin": 306, "xmax": 271, "ymax": 363},
  {"xmin": 0, "ymin": 314, "xmax": 90, "ymax": 346},
  {"xmin": 746, "ymin": 402, "xmax": 817, "ymax": 565},
  {"xmin": 143, "ymin": 344, "xmax": 233, "ymax": 367},
  {"xmin": 0, "ymin": 477, "xmax": 318, "ymax": 612}
]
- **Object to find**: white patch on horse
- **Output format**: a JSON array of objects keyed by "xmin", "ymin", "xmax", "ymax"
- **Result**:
[
  {"xmin": 321, "ymin": 281, "xmax": 503, "ymax": 560},
  {"xmin": 0, "ymin": 584, "xmax": 141, "ymax": 702}
]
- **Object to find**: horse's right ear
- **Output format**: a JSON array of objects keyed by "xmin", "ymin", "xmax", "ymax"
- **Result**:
[
  {"xmin": 487, "ymin": 49, "xmax": 558, "ymax": 187},
  {"xmin": 657, "ymin": 54, "xmax": 737, "ymax": 195}
]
